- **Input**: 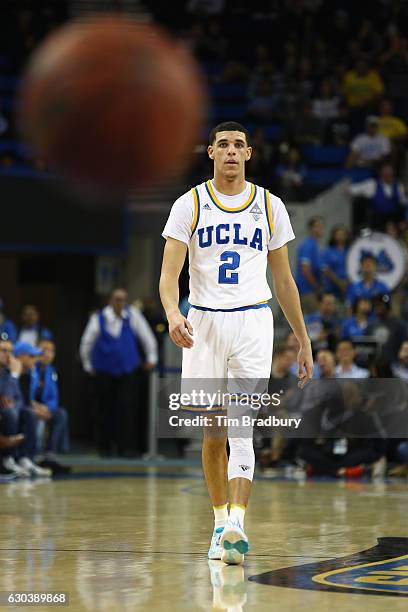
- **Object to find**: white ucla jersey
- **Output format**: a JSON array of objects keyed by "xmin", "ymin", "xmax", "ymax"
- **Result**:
[{"xmin": 162, "ymin": 179, "xmax": 295, "ymax": 309}]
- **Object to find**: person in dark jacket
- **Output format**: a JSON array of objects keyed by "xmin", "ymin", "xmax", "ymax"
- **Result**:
[
  {"xmin": 32, "ymin": 340, "xmax": 70, "ymax": 473},
  {"xmin": 0, "ymin": 340, "xmax": 50, "ymax": 477}
]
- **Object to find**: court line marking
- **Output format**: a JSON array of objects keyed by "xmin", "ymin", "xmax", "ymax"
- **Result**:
[{"xmin": 0, "ymin": 547, "xmax": 331, "ymax": 559}]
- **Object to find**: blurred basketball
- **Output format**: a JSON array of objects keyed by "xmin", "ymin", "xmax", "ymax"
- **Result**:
[{"xmin": 18, "ymin": 15, "xmax": 206, "ymax": 191}]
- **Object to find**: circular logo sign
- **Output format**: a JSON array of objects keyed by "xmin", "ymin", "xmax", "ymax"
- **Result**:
[{"xmin": 346, "ymin": 232, "xmax": 406, "ymax": 290}]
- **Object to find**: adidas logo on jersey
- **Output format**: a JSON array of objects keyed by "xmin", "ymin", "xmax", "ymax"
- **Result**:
[
  {"xmin": 239, "ymin": 465, "xmax": 250, "ymax": 471},
  {"xmin": 250, "ymin": 203, "xmax": 262, "ymax": 221},
  {"xmin": 203, "ymin": 203, "xmax": 212, "ymax": 210}
]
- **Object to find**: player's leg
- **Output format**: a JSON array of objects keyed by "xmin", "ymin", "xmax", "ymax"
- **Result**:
[
  {"xmin": 181, "ymin": 308, "xmax": 229, "ymax": 559},
  {"xmin": 221, "ymin": 306, "xmax": 274, "ymax": 564},
  {"xmin": 202, "ymin": 414, "xmax": 229, "ymax": 559}
]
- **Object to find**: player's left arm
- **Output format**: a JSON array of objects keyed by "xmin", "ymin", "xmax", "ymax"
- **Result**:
[{"xmin": 268, "ymin": 245, "xmax": 313, "ymax": 386}]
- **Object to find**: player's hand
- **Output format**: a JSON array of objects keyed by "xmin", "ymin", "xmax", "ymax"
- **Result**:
[
  {"xmin": 297, "ymin": 339, "xmax": 313, "ymax": 389},
  {"xmin": 168, "ymin": 312, "xmax": 194, "ymax": 349}
]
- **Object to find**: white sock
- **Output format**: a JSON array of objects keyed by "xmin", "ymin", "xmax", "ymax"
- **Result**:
[
  {"xmin": 213, "ymin": 504, "xmax": 228, "ymax": 528},
  {"xmin": 229, "ymin": 504, "xmax": 246, "ymax": 527}
]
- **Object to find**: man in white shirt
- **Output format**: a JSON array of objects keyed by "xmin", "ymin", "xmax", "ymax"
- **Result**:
[
  {"xmin": 80, "ymin": 288, "xmax": 158, "ymax": 456},
  {"xmin": 335, "ymin": 340, "xmax": 369, "ymax": 379},
  {"xmin": 347, "ymin": 116, "xmax": 391, "ymax": 168},
  {"xmin": 349, "ymin": 162, "xmax": 407, "ymax": 228}
]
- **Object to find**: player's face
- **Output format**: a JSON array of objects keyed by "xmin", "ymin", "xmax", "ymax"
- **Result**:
[{"xmin": 207, "ymin": 131, "xmax": 252, "ymax": 178}]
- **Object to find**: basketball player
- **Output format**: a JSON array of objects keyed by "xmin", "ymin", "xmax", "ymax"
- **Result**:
[{"xmin": 160, "ymin": 122, "xmax": 313, "ymax": 565}]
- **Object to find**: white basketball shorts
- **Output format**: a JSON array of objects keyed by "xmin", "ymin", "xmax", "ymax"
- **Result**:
[{"xmin": 180, "ymin": 304, "xmax": 273, "ymax": 411}]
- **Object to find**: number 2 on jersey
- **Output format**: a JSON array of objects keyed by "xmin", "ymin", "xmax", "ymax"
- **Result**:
[{"xmin": 218, "ymin": 250, "xmax": 240, "ymax": 284}]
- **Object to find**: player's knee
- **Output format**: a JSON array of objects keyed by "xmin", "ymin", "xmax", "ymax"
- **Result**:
[{"xmin": 228, "ymin": 437, "xmax": 255, "ymax": 482}]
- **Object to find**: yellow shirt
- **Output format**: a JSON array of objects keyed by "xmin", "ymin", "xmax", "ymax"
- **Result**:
[
  {"xmin": 342, "ymin": 70, "xmax": 384, "ymax": 107},
  {"xmin": 378, "ymin": 115, "xmax": 407, "ymax": 139}
]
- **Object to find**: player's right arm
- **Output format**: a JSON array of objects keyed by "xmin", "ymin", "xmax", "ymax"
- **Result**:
[{"xmin": 159, "ymin": 237, "xmax": 194, "ymax": 349}]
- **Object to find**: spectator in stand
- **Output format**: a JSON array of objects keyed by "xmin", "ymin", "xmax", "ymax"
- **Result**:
[
  {"xmin": 312, "ymin": 79, "xmax": 340, "ymax": 121},
  {"xmin": 356, "ymin": 20, "xmax": 382, "ymax": 59},
  {"xmin": 388, "ymin": 440, "xmax": 408, "ymax": 477},
  {"xmin": 247, "ymin": 129, "xmax": 271, "ymax": 184},
  {"xmin": 290, "ymin": 100, "xmax": 326, "ymax": 145},
  {"xmin": 346, "ymin": 254, "xmax": 389, "ymax": 308},
  {"xmin": 346, "ymin": 116, "xmax": 391, "ymax": 169},
  {"xmin": 247, "ymin": 80, "xmax": 280, "ymax": 122},
  {"xmin": 377, "ymin": 98, "xmax": 407, "ymax": 142},
  {"xmin": 0, "ymin": 339, "xmax": 28, "ymax": 478},
  {"xmin": 321, "ymin": 225, "xmax": 350, "ymax": 299},
  {"xmin": 304, "ymin": 293, "xmax": 340, "ymax": 353},
  {"xmin": 315, "ymin": 348, "xmax": 336, "ymax": 379},
  {"xmin": 349, "ymin": 163, "xmax": 408, "ymax": 229},
  {"xmin": 260, "ymin": 346, "xmax": 298, "ymax": 468},
  {"xmin": 367, "ymin": 294, "xmax": 408, "ymax": 363},
  {"xmin": 325, "ymin": 100, "xmax": 353, "ymax": 145},
  {"xmin": 18, "ymin": 304, "xmax": 53, "ymax": 345},
  {"xmin": 0, "ymin": 299, "xmax": 17, "ymax": 343},
  {"xmin": 342, "ymin": 58, "xmax": 384, "ymax": 116},
  {"xmin": 335, "ymin": 340, "xmax": 370, "ymax": 378},
  {"xmin": 0, "ymin": 340, "xmax": 51, "ymax": 477},
  {"xmin": 275, "ymin": 147, "xmax": 307, "ymax": 201},
  {"xmin": 341, "ymin": 297, "xmax": 374, "ymax": 340},
  {"xmin": 296, "ymin": 216, "xmax": 323, "ymax": 313},
  {"xmin": 31, "ymin": 339, "xmax": 70, "ymax": 474},
  {"xmin": 80, "ymin": 288, "xmax": 158, "ymax": 457},
  {"xmin": 392, "ymin": 340, "xmax": 408, "ymax": 381},
  {"xmin": 284, "ymin": 331, "xmax": 301, "ymax": 376},
  {"xmin": 379, "ymin": 34, "xmax": 408, "ymax": 103}
]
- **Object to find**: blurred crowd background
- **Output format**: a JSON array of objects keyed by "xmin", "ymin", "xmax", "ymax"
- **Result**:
[{"xmin": 0, "ymin": 0, "xmax": 407, "ymax": 480}]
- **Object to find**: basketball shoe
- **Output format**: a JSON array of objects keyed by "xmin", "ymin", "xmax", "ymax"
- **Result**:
[
  {"xmin": 208, "ymin": 526, "xmax": 224, "ymax": 560},
  {"xmin": 220, "ymin": 518, "xmax": 249, "ymax": 565}
]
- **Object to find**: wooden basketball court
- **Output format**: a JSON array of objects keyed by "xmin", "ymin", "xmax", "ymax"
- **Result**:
[{"xmin": 1, "ymin": 466, "xmax": 407, "ymax": 610}]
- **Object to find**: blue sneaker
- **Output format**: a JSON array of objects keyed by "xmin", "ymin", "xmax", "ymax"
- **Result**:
[
  {"xmin": 208, "ymin": 526, "xmax": 224, "ymax": 560},
  {"xmin": 220, "ymin": 519, "xmax": 249, "ymax": 565}
]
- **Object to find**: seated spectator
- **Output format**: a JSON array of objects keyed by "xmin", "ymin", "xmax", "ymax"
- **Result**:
[
  {"xmin": 18, "ymin": 304, "xmax": 53, "ymax": 345},
  {"xmin": 0, "ymin": 427, "xmax": 24, "ymax": 479},
  {"xmin": 321, "ymin": 225, "xmax": 350, "ymax": 298},
  {"xmin": 32, "ymin": 340, "xmax": 70, "ymax": 474},
  {"xmin": 346, "ymin": 254, "xmax": 389, "ymax": 309},
  {"xmin": 388, "ymin": 440, "xmax": 408, "ymax": 477},
  {"xmin": 335, "ymin": 339, "xmax": 370, "ymax": 378},
  {"xmin": 312, "ymin": 79, "xmax": 340, "ymax": 120},
  {"xmin": 325, "ymin": 101, "xmax": 353, "ymax": 145},
  {"xmin": 0, "ymin": 339, "xmax": 50, "ymax": 477},
  {"xmin": 0, "ymin": 298, "xmax": 17, "ymax": 342},
  {"xmin": 346, "ymin": 115, "xmax": 391, "ymax": 168},
  {"xmin": 341, "ymin": 297, "xmax": 374, "ymax": 340},
  {"xmin": 275, "ymin": 147, "xmax": 307, "ymax": 201},
  {"xmin": 290, "ymin": 101, "xmax": 326, "ymax": 145},
  {"xmin": 349, "ymin": 163, "xmax": 408, "ymax": 229},
  {"xmin": 247, "ymin": 80, "xmax": 280, "ymax": 122},
  {"xmin": 297, "ymin": 435, "xmax": 386, "ymax": 479},
  {"xmin": 367, "ymin": 294, "xmax": 408, "ymax": 363},
  {"xmin": 315, "ymin": 348, "xmax": 336, "ymax": 379},
  {"xmin": 296, "ymin": 216, "xmax": 324, "ymax": 313},
  {"xmin": 342, "ymin": 58, "xmax": 384, "ymax": 113},
  {"xmin": 392, "ymin": 340, "xmax": 408, "ymax": 381},
  {"xmin": 284, "ymin": 332, "xmax": 301, "ymax": 376},
  {"xmin": 271, "ymin": 345, "xmax": 298, "ymax": 382},
  {"xmin": 304, "ymin": 293, "xmax": 340, "ymax": 353},
  {"xmin": 13, "ymin": 342, "xmax": 53, "ymax": 476},
  {"xmin": 377, "ymin": 98, "xmax": 408, "ymax": 142}
]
